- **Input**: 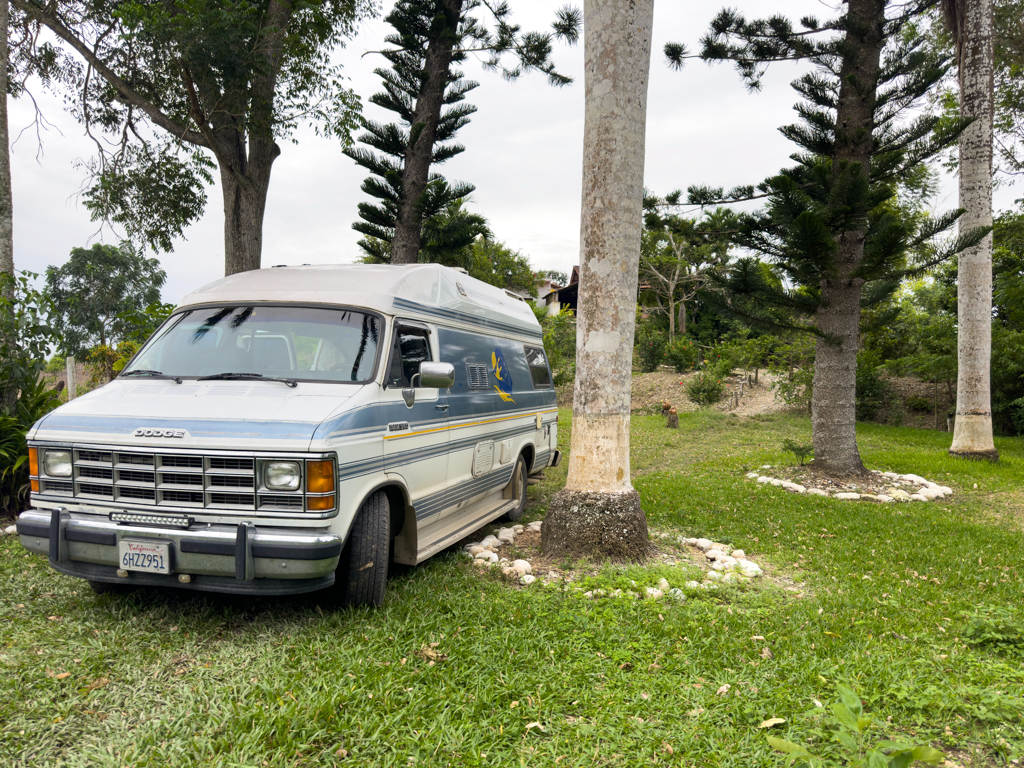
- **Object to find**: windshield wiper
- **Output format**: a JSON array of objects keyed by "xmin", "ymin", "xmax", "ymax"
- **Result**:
[
  {"xmin": 197, "ymin": 372, "xmax": 298, "ymax": 388},
  {"xmin": 121, "ymin": 370, "xmax": 182, "ymax": 384}
]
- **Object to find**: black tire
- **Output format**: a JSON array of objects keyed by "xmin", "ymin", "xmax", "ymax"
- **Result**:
[
  {"xmin": 502, "ymin": 455, "xmax": 528, "ymax": 522},
  {"xmin": 341, "ymin": 491, "xmax": 390, "ymax": 607}
]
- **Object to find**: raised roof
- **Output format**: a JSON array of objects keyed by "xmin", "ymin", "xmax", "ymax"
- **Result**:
[{"xmin": 177, "ymin": 263, "xmax": 542, "ymax": 338}]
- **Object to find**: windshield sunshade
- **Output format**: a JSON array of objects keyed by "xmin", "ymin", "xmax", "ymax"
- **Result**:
[{"xmin": 121, "ymin": 306, "xmax": 382, "ymax": 383}]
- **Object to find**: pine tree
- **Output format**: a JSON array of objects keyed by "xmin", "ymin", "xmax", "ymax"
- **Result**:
[
  {"xmin": 347, "ymin": 0, "xmax": 580, "ymax": 264},
  {"xmin": 668, "ymin": 0, "xmax": 985, "ymax": 474}
]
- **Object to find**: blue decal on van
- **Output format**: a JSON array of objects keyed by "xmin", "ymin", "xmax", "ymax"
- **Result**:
[{"xmin": 491, "ymin": 348, "xmax": 515, "ymax": 403}]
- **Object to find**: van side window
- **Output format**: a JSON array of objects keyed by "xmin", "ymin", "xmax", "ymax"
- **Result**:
[
  {"xmin": 387, "ymin": 327, "xmax": 432, "ymax": 388},
  {"xmin": 525, "ymin": 346, "xmax": 552, "ymax": 389}
]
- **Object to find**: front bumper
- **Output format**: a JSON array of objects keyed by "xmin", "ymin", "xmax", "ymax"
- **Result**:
[{"xmin": 17, "ymin": 508, "xmax": 342, "ymax": 595}]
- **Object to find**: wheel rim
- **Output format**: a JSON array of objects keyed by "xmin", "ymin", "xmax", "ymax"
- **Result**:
[{"xmin": 516, "ymin": 464, "xmax": 526, "ymax": 507}]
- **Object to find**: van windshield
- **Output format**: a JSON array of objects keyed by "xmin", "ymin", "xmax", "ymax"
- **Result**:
[{"xmin": 121, "ymin": 305, "xmax": 382, "ymax": 383}]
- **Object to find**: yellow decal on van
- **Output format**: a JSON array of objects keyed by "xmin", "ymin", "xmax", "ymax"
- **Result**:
[{"xmin": 491, "ymin": 348, "xmax": 515, "ymax": 403}]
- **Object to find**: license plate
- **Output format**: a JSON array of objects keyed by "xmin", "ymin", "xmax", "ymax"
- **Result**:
[{"xmin": 118, "ymin": 539, "xmax": 171, "ymax": 575}]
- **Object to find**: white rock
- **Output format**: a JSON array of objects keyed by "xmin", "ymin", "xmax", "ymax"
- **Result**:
[
  {"xmin": 684, "ymin": 537, "xmax": 698, "ymax": 545},
  {"xmin": 860, "ymin": 494, "xmax": 879, "ymax": 502},
  {"xmin": 757, "ymin": 476, "xmax": 771, "ymax": 484},
  {"xmin": 731, "ymin": 549, "xmax": 746, "ymax": 559},
  {"xmin": 875, "ymin": 494, "xmax": 893, "ymax": 503},
  {"xmin": 512, "ymin": 525, "xmax": 525, "ymax": 534},
  {"xmin": 527, "ymin": 521, "xmax": 543, "ymax": 532},
  {"xmin": 706, "ymin": 570, "xmax": 722, "ymax": 580},
  {"xmin": 499, "ymin": 558, "xmax": 510, "ymax": 565},
  {"xmin": 611, "ymin": 589, "xmax": 623, "ymax": 597},
  {"xmin": 479, "ymin": 551, "xmax": 499, "ymax": 563},
  {"xmin": 711, "ymin": 560, "xmax": 727, "ymax": 571},
  {"xmin": 746, "ymin": 472, "xmax": 759, "ymax": 479},
  {"xmin": 522, "ymin": 575, "xmax": 536, "ymax": 586},
  {"xmin": 721, "ymin": 573, "xmax": 739, "ymax": 584},
  {"xmin": 702, "ymin": 582, "xmax": 719, "ymax": 590},
  {"xmin": 497, "ymin": 532, "xmax": 516, "ymax": 545},
  {"xmin": 883, "ymin": 472, "xmax": 900, "ymax": 479},
  {"xmin": 736, "ymin": 560, "xmax": 763, "ymax": 578},
  {"xmin": 481, "ymin": 535, "xmax": 502, "ymax": 548},
  {"xmin": 502, "ymin": 566, "xmax": 517, "ymax": 578},
  {"xmin": 706, "ymin": 549, "xmax": 726, "ymax": 561},
  {"xmin": 464, "ymin": 541, "xmax": 480, "ymax": 550},
  {"xmin": 889, "ymin": 489, "xmax": 912, "ymax": 501},
  {"xmin": 761, "ymin": 464, "xmax": 772, "ymax": 469},
  {"xmin": 657, "ymin": 578, "xmax": 670, "ymax": 592},
  {"xmin": 668, "ymin": 588, "xmax": 687, "ymax": 601},
  {"xmin": 835, "ymin": 492, "xmax": 861, "ymax": 500},
  {"xmin": 901, "ymin": 473, "xmax": 929, "ymax": 486},
  {"xmin": 720, "ymin": 556, "xmax": 738, "ymax": 567},
  {"xmin": 918, "ymin": 486, "xmax": 941, "ymax": 500},
  {"xmin": 695, "ymin": 538, "xmax": 713, "ymax": 551},
  {"xmin": 807, "ymin": 488, "xmax": 829, "ymax": 497},
  {"xmin": 770, "ymin": 478, "xmax": 784, "ymax": 487},
  {"xmin": 645, "ymin": 587, "xmax": 664, "ymax": 599},
  {"xmin": 583, "ymin": 590, "xmax": 594, "ymax": 598},
  {"xmin": 512, "ymin": 559, "xmax": 532, "ymax": 576},
  {"xmin": 3, "ymin": 524, "xmax": 16, "ymax": 536},
  {"xmin": 684, "ymin": 581, "xmax": 702, "ymax": 589},
  {"xmin": 473, "ymin": 559, "xmax": 490, "ymax": 569},
  {"xmin": 469, "ymin": 546, "xmax": 487, "ymax": 556},
  {"xmin": 460, "ymin": 550, "xmax": 474, "ymax": 559},
  {"xmin": 938, "ymin": 486, "xmax": 953, "ymax": 495},
  {"xmin": 910, "ymin": 493, "xmax": 928, "ymax": 502}
]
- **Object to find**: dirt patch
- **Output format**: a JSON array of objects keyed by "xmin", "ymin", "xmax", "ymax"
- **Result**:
[{"xmin": 558, "ymin": 369, "xmax": 791, "ymax": 417}]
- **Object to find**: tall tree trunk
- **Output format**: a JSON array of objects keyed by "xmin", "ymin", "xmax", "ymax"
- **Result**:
[
  {"xmin": 542, "ymin": 0, "xmax": 654, "ymax": 562},
  {"xmin": 808, "ymin": 0, "xmax": 884, "ymax": 475},
  {"xmin": 0, "ymin": 0, "xmax": 13, "ymax": 299},
  {"xmin": 950, "ymin": 0, "xmax": 998, "ymax": 460},
  {"xmin": 391, "ymin": 0, "xmax": 463, "ymax": 265},
  {"xmin": 678, "ymin": 299, "xmax": 686, "ymax": 337},
  {"xmin": 218, "ymin": 138, "xmax": 278, "ymax": 276}
]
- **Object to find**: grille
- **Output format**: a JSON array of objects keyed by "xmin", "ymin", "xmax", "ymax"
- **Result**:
[
  {"xmin": 37, "ymin": 449, "xmax": 324, "ymax": 514},
  {"xmin": 41, "ymin": 480, "xmax": 73, "ymax": 495}
]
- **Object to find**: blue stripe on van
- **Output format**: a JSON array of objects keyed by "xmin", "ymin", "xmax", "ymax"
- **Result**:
[
  {"xmin": 413, "ymin": 465, "xmax": 516, "ymax": 520},
  {"xmin": 35, "ymin": 412, "xmax": 320, "ymax": 440}
]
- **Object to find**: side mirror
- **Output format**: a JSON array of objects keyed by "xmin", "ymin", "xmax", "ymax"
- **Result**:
[{"xmin": 419, "ymin": 361, "xmax": 455, "ymax": 389}]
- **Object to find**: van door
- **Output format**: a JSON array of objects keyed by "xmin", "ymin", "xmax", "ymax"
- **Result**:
[{"xmin": 381, "ymin": 322, "xmax": 449, "ymax": 527}]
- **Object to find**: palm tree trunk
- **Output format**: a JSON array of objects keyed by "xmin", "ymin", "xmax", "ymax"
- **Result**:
[
  {"xmin": 0, "ymin": 0, "xmax": 13, "ymax": 299},
  {"xmin": 542, "ymin": 0, "xmax": 654, "ymax": 562},
  {"xmin": 949, "ymin": 0, "xmax": 999, "ymax": 460}
]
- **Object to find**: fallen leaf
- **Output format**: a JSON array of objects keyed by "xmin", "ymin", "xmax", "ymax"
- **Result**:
[
  {"xmin": 510, "ymin": 701, "xmax": 519, "ymax": 709},
  {"xmin": 686, "ymin": 708, "xmax": 704, "ymax": 717},
  {"xmin": 640, "ymin": 692, "xmax": 650, "ymax": 700},
  {"xmin": 335, "ymin": 748, "xmax": 348, "ymax": 758},
  {"xmin": 85, "ymin": 677, "xmax": 109, "ymax": 692},
  {"xmin": 525, "ymin": 721, "xmax": 546, "ymax": 733},
  {"xmin": 751, "ymin": 635, "xmax": 765, "ymax": 641},
  {"xmin": 55, "ymin": 672, "xmax": 71, "ymax": 680},
  {"xmin": 761, "ymin": 647, "xmax": 773, "ymax": 660},
  {"xmin": 759, "ymin": 718, "xmax": 786, "ymax": 729},
  {"xmin": 824, "ymin": 631, "xmax": 841, "ymax": 638},
  {"xmin": 716, "ymin": 684, "xmax": 731, "ymax": 696},
  {"xmin": 662, "ymin": 742, "xmax": 674, "ymax": 755}
]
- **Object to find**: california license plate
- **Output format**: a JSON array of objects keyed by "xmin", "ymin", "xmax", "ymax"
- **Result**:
[{"xmin": 118, "ymin": 539, "xmax": 171, "ymax": 575}]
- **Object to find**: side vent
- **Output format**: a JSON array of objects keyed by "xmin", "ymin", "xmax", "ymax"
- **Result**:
[
  {"xmin": 466, "ymin": 364, "xmax": 489, "ymax": 390},
  {"xmin": 388, "ymin": 422, "xmax": 411, "ymax": 433},
  {"xmin": 472, "ymin": 441, "xmax": 495, "ymax": 477}
]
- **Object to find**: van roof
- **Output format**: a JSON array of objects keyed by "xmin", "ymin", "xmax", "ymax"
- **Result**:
[{"xmin": 178, "ymin": 263, "xmax": 542, "ymax": 339}]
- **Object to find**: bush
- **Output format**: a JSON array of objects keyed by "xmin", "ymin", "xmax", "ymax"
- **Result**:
[
  {"xmin": 905, "ymin": 395, "xmax": 932, "ymax": 412},
  {"xmin": 45, "ymin": 354, "xmax": 66, "ymax": 374},
  {"xmin": 664, "ymin": 336, "xmax": 698, "ymax": 373},
  {"xmin": 541, "ymin": 306, "xmax": 577, "ymax": 386},
  {"xmin": 768, "ymin": 336, "xmax": 816, "ymax": 412},
  {"xmin": 635, "ymin": 322, "xmax": 667, "ymax": 373},
  {"xmin": 0, "ymin": 272, "xmax": 64, "ymax": 515},
  {"xmin": 685, "ymin": 370, "xmax": 726, "ymax": 408}
]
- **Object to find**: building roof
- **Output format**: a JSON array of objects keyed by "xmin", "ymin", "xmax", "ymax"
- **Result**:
[{"xmin": 178, "ymin": 263, "xmax": 542, "ymax": 338}]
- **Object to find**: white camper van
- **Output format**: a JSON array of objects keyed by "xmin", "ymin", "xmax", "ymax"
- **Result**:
[{"xmin": 17, "ymin": 264, "xmax": 560, "ymax": 606}]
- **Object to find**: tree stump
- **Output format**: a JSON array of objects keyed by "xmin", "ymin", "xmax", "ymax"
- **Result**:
[{"xmin": 666, "ymin": 407, "xmax": 678, "ymax": 428}]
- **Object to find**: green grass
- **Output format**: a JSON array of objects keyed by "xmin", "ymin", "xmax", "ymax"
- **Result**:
[{"xmin": 2, "ymin": 411, "xmax": 1024, "ymax": 766}]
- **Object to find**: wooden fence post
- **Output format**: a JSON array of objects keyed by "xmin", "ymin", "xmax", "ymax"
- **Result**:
[{"xmin": 66, "ymin": 356, "xmax": 76, "ymax": 400}]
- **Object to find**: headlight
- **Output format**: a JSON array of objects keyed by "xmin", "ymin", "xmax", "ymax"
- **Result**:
[
  {"xmin": 265, "ymin": 461, "xmax": 301, "ymax": 491},
  {"xmin": 44, "ymin": 450, "xmax": 72, "ymax": 477}
]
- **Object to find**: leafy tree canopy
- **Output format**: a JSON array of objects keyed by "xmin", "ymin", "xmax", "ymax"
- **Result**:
[{"xmin": 44, "ymin": 243, "xmax": 166, "ymax": 356}]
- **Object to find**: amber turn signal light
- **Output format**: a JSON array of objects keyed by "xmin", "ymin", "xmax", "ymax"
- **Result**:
[
  {"xmin": 306, "ymin": 460, "xmax": 335, "ymax": 493},
  {"xmin": 306, "ymin": 494, "xmax": 335, "ymax": 512},
  {"xmin": 29, "ymin": 447, "xmax": 39, "ymax": 492}
]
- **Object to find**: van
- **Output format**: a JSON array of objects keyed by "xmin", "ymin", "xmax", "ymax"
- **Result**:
[{"xmin": 16, "ymin": 264, "xmax": 560, "ymax": 606}]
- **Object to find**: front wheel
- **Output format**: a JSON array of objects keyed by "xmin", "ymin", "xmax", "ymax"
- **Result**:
[
  {"xmin": 339, "ymin": 491, "xmax": 390, "ymax": 607},
  {"xmin": 502, "ymin": 456, "xmax": 528, "ymax": 522}
]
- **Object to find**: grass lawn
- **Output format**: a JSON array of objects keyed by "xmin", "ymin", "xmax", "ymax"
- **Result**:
[{"xmin": 2, "ymin": 410, "xmax": 1023, "ymax": 767}]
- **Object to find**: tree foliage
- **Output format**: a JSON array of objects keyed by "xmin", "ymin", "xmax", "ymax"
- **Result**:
[
  {"xmin": 12, "ymin": 0, "xmax": 372, "ymax": 271},
  {"xmin": 347, "ymin": 0, "xmax": 579, "ymax": 264},
  {"xmin": 44, "ymin": 244, "xmax": 166, "ymax": 356}
]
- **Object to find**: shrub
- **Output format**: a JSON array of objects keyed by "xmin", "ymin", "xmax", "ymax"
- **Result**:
[
  {"xmin": 768, "ymin": 336, "xmax": 815, "ymax": 413},
  {"xmin": 782, "ymin": 438, "xmax": 813, "ymax": 465},
  {"xmin": 685, "ymin": 370, "xmax": 726, "ymax": 408},
  {"xmin": 635, "ymin": 322, "xmax": 667, "ymax": 373},
  {"xmin": 904, "ymin": 395, "xmax": 932, "ymax": 412},
  {"xmin": 45, "ymin": 354, "xmax": 66, "ymax": 374},
  {"xmin": 665, "ymin": 336, "xmax": 698, "ymax": 373},
  {"xmin": 0, "ymin": 272, "xmax": 64, "ymax": 515},
  {"xmin": 541, "ymin": 306, "xmax": 577, "ymax": 386},
  {"xmin": 963, "ymin": 605, "xmax": 1024, "ymax": 658}
]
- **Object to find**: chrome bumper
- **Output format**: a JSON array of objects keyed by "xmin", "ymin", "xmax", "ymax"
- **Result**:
[{"xmin": 17, "ymin": 508, "xmax": 342, "ymax": 595}]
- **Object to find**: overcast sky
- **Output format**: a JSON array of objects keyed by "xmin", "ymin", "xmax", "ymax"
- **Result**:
[{"xmin": 8, "ymin": 0, "xmax": 1020, "ymax": 304}]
